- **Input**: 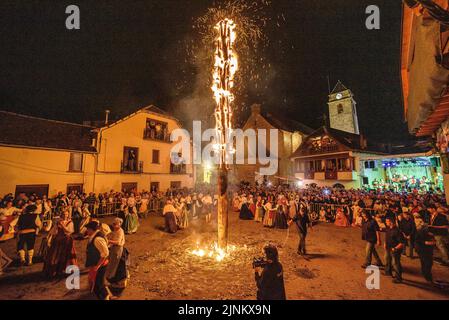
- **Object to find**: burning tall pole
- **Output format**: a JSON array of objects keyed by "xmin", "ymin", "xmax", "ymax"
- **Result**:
[{"xmin": 212, "ymin": 19, "xmax": 238, "ymax": 249}]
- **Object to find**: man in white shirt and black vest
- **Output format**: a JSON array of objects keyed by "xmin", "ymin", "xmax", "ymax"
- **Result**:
[{"xmin": 85, "ymin": 221, "xmax": 111, "ymax": 300}]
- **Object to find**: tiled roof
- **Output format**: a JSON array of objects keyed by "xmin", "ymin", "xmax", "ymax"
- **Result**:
[
  {"xmin": 0, "ymin": 111, "xmax": 97, "ymax": 152},
  {"xmin": 291, "ymin": 126, "xmax": 433, "ymax": 159},
  {"xmin": 290, "ymin": 126, "xmax": 387, "ymax": 158},
  {"xmin": 262, "ymin": 112, "xmax": 314, "ymax": 135}
]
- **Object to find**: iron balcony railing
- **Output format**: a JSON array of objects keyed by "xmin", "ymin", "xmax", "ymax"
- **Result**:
[
  {"xmin": 120, "ymin": 160, "xmax": 143, "ymax": 173},
  {"xmin": 143, "ymin": 128, "xmax": 170, "ymax": 142},
  {"xmin": 170, "ymin": 163, "xmax": 187, "ymax": 174}
]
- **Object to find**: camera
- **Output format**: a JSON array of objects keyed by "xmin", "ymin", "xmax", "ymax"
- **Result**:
[{"xmin": 252, "ymin": 256, "xmax": 268, "ymax": 268}]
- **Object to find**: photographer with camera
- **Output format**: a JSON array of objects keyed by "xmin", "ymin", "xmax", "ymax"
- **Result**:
[{"xmin": 254, "ymin": 244, "xmax": 286, "ymax": 300}]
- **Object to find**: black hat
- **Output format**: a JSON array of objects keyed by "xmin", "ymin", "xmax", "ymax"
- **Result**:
[{"xmin": 85, "ymin": 221, "xmax": 99, "ymax": 231}]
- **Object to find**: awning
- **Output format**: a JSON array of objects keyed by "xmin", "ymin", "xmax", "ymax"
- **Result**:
[
  {"xmin": 402, "ymin": 8, "xmax": 449, "ymax": 134},
  {"xmin": 416, "ymin": 90, "xmax": 449, "ymax": 136}
]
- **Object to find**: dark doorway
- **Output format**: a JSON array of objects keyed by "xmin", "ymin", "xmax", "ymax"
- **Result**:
[{"xmin": 150, "ymin": 182, "xmax": 159, "ymax": 193}]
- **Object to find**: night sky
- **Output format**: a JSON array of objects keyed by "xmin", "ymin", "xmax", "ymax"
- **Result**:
[{"xmin": 0, "ymin": 0, "xmax": 408, "ymax": 142}]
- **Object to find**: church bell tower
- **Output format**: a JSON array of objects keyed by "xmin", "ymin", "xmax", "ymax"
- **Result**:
[{"xmin": 328, "ymin": 81, "xmax": 360, "ymax": 135}]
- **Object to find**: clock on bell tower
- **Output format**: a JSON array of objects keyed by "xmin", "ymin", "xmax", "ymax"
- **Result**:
[{"xmin": 327, "ymin": 80, "xmax": 360, "ymax": 135}]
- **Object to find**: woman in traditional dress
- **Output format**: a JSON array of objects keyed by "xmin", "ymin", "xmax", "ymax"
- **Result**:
[
  {"xmin": 288, "ymin": 196, "xmax": 297, "ymax": 220},
  {"xmin": 43, "ymin": 210, "xmax": 77, "ymax": 278},
  {"xmin": 248, "ymin": 195, "xmax": 256, "ymax": 217},
  {"xmin": 334, "ymin": 207, "xmax": 350, "ymax": 227},
  {"xmin": 107, "ymin": 239, "xmax": 129, "ymax": 296},
  {"xmin": 192, "ymin": 193, "xmax": 202, "ymax": 220},
  {"xmin": 127, "ymin": 193, "xmax": 136, "ymax": 208},
  {"xmin": 41, "ymin": 199, "xmax": 53, "ymax": 233},
  {"xmin": 78, "ymin": 204, "xmax": 92, "ymax": 237},
  {"xmin": 138, "ymin": 194, "xmax": 148, "ymax": 219},
  {"xmin": 185, "ymin": 194, "xmax": 192, "ymax": 217},
  {"xmin": 0, "ymin": 201, "xmax": 19, "ymax": 242},
  {"xmin": 274, "ymin": 203, "xmax": 288, "ymax": 229},
  {"xmin": 254, "ymin": 196, "xmax": 265, "ymax": 222},
  {"xmin": 352, "ymin": 204, "xmax": 363, "ymax": 227},
  {"xmin": 106, "ymin": 218, "xmax": 126, "ymax": 284},
  {"xmin": 135, "ymin": 194, "xmax": 142, "ymax": 213},
  {"xmin": 239, "ymin": 194, "xmax": 247, "ymax": 212},
  {"xmin": 239, "ymin": 199, "xmax": 254, "ymax": 220},
  {"xmin": 319, "ymin": 207, "xmax": 327, "ymax": 222},
  {"xmin": 71, "ymin": 196, "xmax": 83, "ymax": 224},
  {"xmin": 122, "ymin": 205, "xmax": 139, "ymax": 234},
  {"xmin": 177, "ymin": 198, "xmax": 189, "ymax": 229},
  {"xmin": 163, "ymin": 199, "xmax": 178, "ymax": 233},
  {"xmin": 263, "ymin": 201, "xmax": 276, "ymax": 228}
]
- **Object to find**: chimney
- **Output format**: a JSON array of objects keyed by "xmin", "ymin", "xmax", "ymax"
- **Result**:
[
  {"xmin": 105, "ymin": 110, "xmax": 110, "ymax": 125},
  {"xmin": 251, "ymin": 104, "xmax": 261, "ymax": 115},
  {"xmin": 359, "ymin": 134, "xmax": 367, "ymax": 150}
]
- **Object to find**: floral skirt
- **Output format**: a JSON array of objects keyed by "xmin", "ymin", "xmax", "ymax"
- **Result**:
[
  {"xmin": 123, "ymin": 214, "xmax": 139, "ymax": 234},
  {"xmin": 263, "ymin": 209, "xmax": 276, "ymax": 227},
  {"xmin": 254, "ymin": 207, "xmax": 264, "ymax": 222}
]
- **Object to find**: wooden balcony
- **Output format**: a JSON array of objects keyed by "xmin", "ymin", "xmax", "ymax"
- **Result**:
[
  {"xmin": 170, "ymin": 163, "xmax": 187, "ymax": 174},
  {"xmin": 325, "ymin": 170, "xmax": 338, "ymax": 180},
  {"xmin": 304, "ymin": 171, "xmax": 314, "ymax": 179}
]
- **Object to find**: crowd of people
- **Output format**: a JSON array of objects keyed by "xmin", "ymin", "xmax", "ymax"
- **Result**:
[
  {"xmin": 1, "ymin": 183, "xmax": 449, "ymax": 299},
  {"xmin": 233, "ymin": 184, "xmax": 449, "ymax": 286},
  {"xmin": 0, "ymin": 189, "xmax": 173, "ymax": 298},
  {"xmin": 0, "ymin": 186, "xmax": 221, "ymax": 297},
  {"xmin": 162, "ymin": 191, "xmax": 217, "ymax": 234}
]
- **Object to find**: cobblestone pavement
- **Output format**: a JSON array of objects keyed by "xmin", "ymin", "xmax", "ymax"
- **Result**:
[{"xmin": 1, "ymin": 211, "xmax": 449, "ymax": 300}]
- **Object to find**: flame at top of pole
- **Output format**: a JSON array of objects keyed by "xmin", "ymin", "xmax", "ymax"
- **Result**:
[
  {"xmin": 212, "ymin": 18, "xmax": 238, "ymax": 165},
  {"xmin": 212, "ymin": 19, "xmax": 238, "ymax": 104}
]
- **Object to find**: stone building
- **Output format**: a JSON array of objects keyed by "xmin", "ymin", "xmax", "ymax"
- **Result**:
[
  {"xmin": 328, "ymin": 81, "xmax": 360, "ymax": 135},
  {"xmin": 233, "ymin": 104, "xmax": 313, "ymax": 185}
]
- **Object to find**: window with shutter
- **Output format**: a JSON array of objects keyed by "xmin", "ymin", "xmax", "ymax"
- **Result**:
[
  {"xmin": 69, "ymin": 153, "xmax": 83, "ymax": 172},
  {"xmin": 152, "ymin": 150, "xmax": 160, "ymax": 164}
]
